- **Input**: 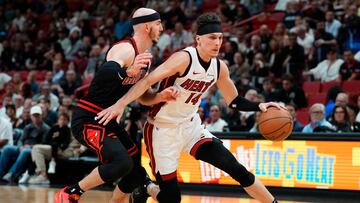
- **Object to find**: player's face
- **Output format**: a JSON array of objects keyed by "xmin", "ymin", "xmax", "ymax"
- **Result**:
[
  {"xmin": 197, "ymin": 33, "xmax": 223, "ymax": 57},
  {"xmin": 148, "ymin": 20, "xmax": 163, "ymax": 43}
]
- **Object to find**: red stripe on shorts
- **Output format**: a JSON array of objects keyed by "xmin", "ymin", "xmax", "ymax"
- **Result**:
[
  {"xmin": 190, "ymin": 138, "xmax": 213, "ymax": 157},
  {"xmin": 144, "ymin": 122, "xmax": 156, "ymax": 177},
  {"xmin": 161, "ymin": 170, "xmax": 177, "ymax": 181}
]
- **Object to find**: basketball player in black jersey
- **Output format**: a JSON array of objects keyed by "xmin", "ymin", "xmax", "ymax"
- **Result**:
[{"xmin": 54, "ymin": 8, "xmax": 179, "ymax": 203}]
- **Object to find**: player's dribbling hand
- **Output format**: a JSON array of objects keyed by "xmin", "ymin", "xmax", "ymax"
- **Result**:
[
  {"xmin": 158, "ymin": 86, "xmax": 180, "ymax": 102},
  {"xmin": 259, "ymin": 102, "xmax": 287, "ymax": 112},
  {"xmin": 126, "ymin": 51, "xmax": 152, "ymax": 77},
  {"xmin": 96, "ymin": 104, "xmax": 125, "ymax": 125}
]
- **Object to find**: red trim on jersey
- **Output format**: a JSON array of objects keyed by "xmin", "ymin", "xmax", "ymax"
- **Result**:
[
  {"xmin": 190, "ymin": 138, "xmax": 213, "ymax": 157},
  {"xmin": 77, "ymin": 104, "xmax": 99, "ymax": 114},
  {"xmin": 144, "ymin": 122, "xmax": 156, "ymax": 176},
  {"xmin": 161, "ymin": 171, "xmax": 177, "ymax": 181},
  {"xmin": 149, "ymin": 74, "xmax": 179, "ymax": 118},
  {"xmin": 127, "ymin": 144, "xmax": 138, "ymax": 156},
  {"xmin": 79, "ymin": 99, "xmax": 104, "ymax": 111},
  {"xmin": 128, "ymin": 37, "xmax": 139, "ymax": 56}
]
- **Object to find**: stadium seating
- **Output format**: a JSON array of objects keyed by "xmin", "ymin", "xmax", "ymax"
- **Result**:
[{"xmin": 303, "ymin": 81, "xmax": 321, "ymax": 95}]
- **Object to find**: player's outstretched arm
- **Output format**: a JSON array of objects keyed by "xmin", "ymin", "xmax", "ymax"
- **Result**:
[
  {"xmin": 216, "ymin": 60, "xmax": 284, "ymax": 112},
  {"xmin": 96, "ymin": 51, "xmax": 190, "ymax": 125},
  {"xmin": 137, "ymin": 87, "xmax": 180, "ymax": 106}
]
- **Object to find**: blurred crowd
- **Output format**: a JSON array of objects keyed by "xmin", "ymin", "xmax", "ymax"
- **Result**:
[{"xmin": 1, "ymin": 0, "xmax": 360, "ymax": 185}]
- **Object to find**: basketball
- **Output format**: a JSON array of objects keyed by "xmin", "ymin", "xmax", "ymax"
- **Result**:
[{"xmin": 258, "ymin": 107, "xmax": 293, "ymax": 141}]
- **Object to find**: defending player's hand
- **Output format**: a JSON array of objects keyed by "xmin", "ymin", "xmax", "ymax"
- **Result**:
[
  {"xmin": 96, "ymin": 103, "xmax": 125, "ymax": 125},
  {"xmin": 126, "ymin": 51, "xmax": 152, "ymax": 77},
  {"xmin": 158, "ymin": 86, "xmax": 180, "ymax": 102},
  {"xmin": 259, "ymin": 102, "xmax": 287, "ymax": 112}
]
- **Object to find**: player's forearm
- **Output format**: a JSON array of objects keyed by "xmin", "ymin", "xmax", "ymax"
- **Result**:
[{"xmin": 138, "ymin": 90, "xmax": 163, "ymax": 106}]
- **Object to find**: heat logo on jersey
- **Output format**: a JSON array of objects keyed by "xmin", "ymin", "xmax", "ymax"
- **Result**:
[
  {"xmin": 122, "ymin": 70, "xmax": 147, "ymax": 85},
  {"xmin": 180, "ymin": 78, "xmax": 214, "ymax": 93}
]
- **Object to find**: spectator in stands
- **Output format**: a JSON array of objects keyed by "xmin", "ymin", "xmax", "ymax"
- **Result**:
[
  {"xmin": 313, "ymin": 21, "xmax": 337, "ymax": 63},
  {"xmin": 156, "ymin": 22, "xmax": 171, "ymax": 56},
  {"xmin": 65, "ymin": 26, "xmax": 82, "ymax": 59},
  {"xmin": 261, "ymin": 77, "xmax": 275, "ymax": 102},
  {"xmin": 59, "ymin": 69, "xmax": 82, "ymax": 97},
  {"xmin": 57, "ymin": 29, "xmax": 70, "ymax": 53},
  {"xmin": 283, "ymin": 0, "xmax": 301, "ymax": 29},
  {"xmin": 303, "ymin": 48, "xmax": 343, "ymax": 82},
  {"xmin": 247, "ymin": 35, "xmax": 264, "ymax": 65},
  {"xmin": 0, "ymin": 105, "xmax": 50, "ymax": 183},
  {"xmin": 15, "ymin": 106, "xmax": 31, "ymax": 130},
  {"xmin": 338, "ymin": 4, "xmax": 360, "ymax": 49},
  {"xmin": 206, "ymin": 105, "xmax": 229, "ymax": 132},
  {"xmin": 26, "ymin": 71, "xmax": 39, "ymax": 95},
  {"xmin": 114, "ymin": 10, "xmax": 132, "ymax": 40},
  {"xmin": 249, "ymin": 111, "xmax": 261, "ymax": 133},
  {"xmin": 346, "ymin": 105, "xmax": 360, "ymax": 132},
  {"xmin": 302, "ymin": 103, "xmax": 333, "ymax": 133},
  {"xmin": 274, "ymin": 74, "xmax": 307, "ymax": 109},
  {"xmin": 286, "ymin": 103, "xmax": 303, "ymax": 132},
  {"xmin": 250, "ymin": 52, "xmax": 269, "ymax": 90},
  {"xmin": 258, "ymin": 25, "xmax": 272, "ymax": 51},
  {"xmin": 168, "ymin": 22, "xmax": 193, "ymax": 52},
  {"xmin": 335, "ymin": 92, "xmax": 349, "ymax": 107},
  {"xmin": 222, "ymin": 41, "xmax": 238, "ymax": 66},
  {"xmin": 325, "ymin": 10, "xmax": 342, "ymax": 38},
  {"xmin": 39, "ymin": 98, "xmax": 58, "ymax": 127},
  {"xmin": 13, "ymin": 94, "xmax": 24, "ymax": 118},
  {"xmin": 266, "ymin": 38, "xmax": 283, "ymax": 80},
  {"xmin": 32, "ymin": 83, "xmax": 60, "ymax": 112},
  {"xmin": 11, "ymin": 72, "xmax": 23, "ymax": 94},
  {"xmin": 324, "ymin": 86, "xmax": 344, "ymax": 118},
  {"xmin": 0, "ymin": 117, "xmax": 13, "ymax": 153},
  {"xmin": 84, "ymin": 44, "xmax": 105, "ymax": 80},
  {"xmin": 241, "ymin": 0, "xmax": 264, "ymax": 15},
  {"xmin": 330, "ymin": 105, "xmax": 352, "ymax": 132},
  {"xmin": 280, "ymin": 32, "xmax": 305, "ymax": 83},
  {"xmin": 5, "ymin": 103, "xmax": 18, "ymax": 128},
  {"xmin": 28, "ymin": 113, "xmax": 71, "ymax": 184},
  {"xmin": 229, "ymin": 52, "xmax": 250, "ymax": 83},
  {"xmin": 296, "ymin": 25, "xmax": 314, "ymax": 57},
  {"xmin": 337, "ymin": 49, "xmax": 360, "ymax": 82},
  {"xmin": 0, "ymin": 95, "xmax": 12, "ymax": 118},
  {"xmin": 150, "ymin": 45, "xmax": 163, "ymax": 72},
  {"xmin": 51, "ymin": 60, "xmax": 64, "ymax": 84}
]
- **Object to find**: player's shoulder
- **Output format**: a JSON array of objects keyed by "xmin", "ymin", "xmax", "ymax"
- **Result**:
[
  {"xmin": 109, "ymin": 41, "xmax": 135, "ymax": 53},
  {"xmin": 169, "ymin": 50, "xmax": 191, "ymax": 64}
]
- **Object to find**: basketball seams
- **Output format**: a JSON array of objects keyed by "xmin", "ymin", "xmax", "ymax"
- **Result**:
[
  {"xmin": 257, "ymin": 116, "xmax": 292, "ymax": 126},
  {"xmin": 259, "ymin": 121, "xmax": 293, "ymax": 136}
]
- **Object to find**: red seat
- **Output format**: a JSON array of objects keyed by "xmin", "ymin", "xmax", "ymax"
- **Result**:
[
  {"xmin": 320, "ymin": 81, "xmax": 341, "ymax": 93},
  {"xmin": 303, "ymin": 81, "xmax": 321, "ymax": 95},
  {"xmin": 307, "ymin": 93, "xmax": 326, "ymax": 107},
  {"xmin": 342, "ymin": 80, "xmax": 360, "ymax": 93},
  {"xmin": 296, "ymin": 110, "xmax": 310, "ymax": 126},
  {"xmin": 202, "ymin": 0, "xmax": 219, "ymax": 12}
]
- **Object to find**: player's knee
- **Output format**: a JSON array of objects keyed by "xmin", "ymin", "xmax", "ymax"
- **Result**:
[
  {"xmin": 99, "ymin": 155, "xmax": 133, "ymax": 182},
  {"xmin": 117, "ymin": 164, "xmax": 147, "ymax": 193}
]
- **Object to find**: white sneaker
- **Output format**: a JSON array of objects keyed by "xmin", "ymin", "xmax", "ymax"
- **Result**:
[
  {"xmin": 28, "ymin": 175, "xmax": 50, "ymax": 184},
  {"xmin": 2, "ymin": 172, "xmax": 13, "ymax": 182},
  {"xmin": 48, "ymin": 160, "xmax": 56, "ymax": 174},
  {"xmin": 18, "ymin": 171, "xmax": 30, "ymax": 184}
]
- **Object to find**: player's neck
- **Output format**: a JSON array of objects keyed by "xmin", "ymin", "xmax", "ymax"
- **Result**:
[
  {"xmin": 132, "ymin": 35, "xmax": 152, "ymax": 53},
  {"xmin": 196, "ymin": 47, "xmax": 211, "ymax": 62}
]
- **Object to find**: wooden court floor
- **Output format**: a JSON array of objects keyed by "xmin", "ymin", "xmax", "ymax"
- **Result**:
[{"xmin": 0, "ymin": 185, "xmax": 302, "ymax": 203}]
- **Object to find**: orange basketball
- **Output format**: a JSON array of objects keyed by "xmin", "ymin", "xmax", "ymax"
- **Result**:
[{"xmin": 258, "ymin": 107, "xmax": 293, "ymax": 141}]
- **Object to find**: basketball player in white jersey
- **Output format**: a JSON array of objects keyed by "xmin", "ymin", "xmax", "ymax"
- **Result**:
[{"xmin": 96, "ymin": 13, "xmax": 282, "ymax": 203}]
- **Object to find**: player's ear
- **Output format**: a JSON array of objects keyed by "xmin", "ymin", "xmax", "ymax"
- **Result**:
[{"xmin": 145, "ymin": 23, "xmax": 150, "ymax": 33}]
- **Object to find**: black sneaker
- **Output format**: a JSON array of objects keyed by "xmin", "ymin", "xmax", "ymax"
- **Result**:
[{"xmin": 129, "ymin": 176, "xmax": 152, "ymax": 203}]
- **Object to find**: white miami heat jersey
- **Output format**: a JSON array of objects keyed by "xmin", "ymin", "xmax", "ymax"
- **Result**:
[{"xmin": 149, "ymin": 46, "xmax": 219, "ymax": 126}]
